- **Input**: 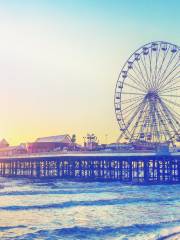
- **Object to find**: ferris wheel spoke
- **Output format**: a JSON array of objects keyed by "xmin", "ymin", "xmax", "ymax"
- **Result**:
[
  {"xmin": 147, "ymin": 48, "xmax": 154, "ymax": 90},
  {"xmin": 161, "ymin": 97, "xmax": 180, "ymax": 108},
  {"xmin": 160, "ymin": 76, "xmax": 180, "ymax": 90},
  {"xmin": 156, "ymin": 106, "xmax": 169, "ymax": 142},
  {"xmin": 162, "ymin": 112, "xmax": 180, "ymax": 139},
  {"xmin": 160, "ymin": 85, "xmax": 180, "ymax": 94},
  {"xmin": 154, "ymin": 107, "xmax": 165, "ymax": 142},
  {"xmin": 158, "ymin": 69, "xmax": 180, "ymax": 91},
  {"xmin": 120, "ymin": 92, "xmax": 144, "ymax": 96},
  {"xmin": 147, "ymin": 100, "xmax": 157, "ymax": 141},
  {"xmin": 121, "ymin": 103, "xmax": 143, "ymax": 114},
  {"xmin": 134, "ymin": 60, "xmax": 149, "ymax": 89},
  {"xmin": 116, "ymin": 131, "xmax": 128, "ymax": 142},
  {"xmin": 117, "ymin": 99, "xmax": 144, "ymax": 124},
  {"xmin": 154, "ymin": 44, "xmax": 171, "ymax": 89},
  {"xmin": 121, "ymin": 98, "xmax": 144, "ymax": 112},
  {"xmin": 139, "ymin": 54, "xmax": 151, "ymax": 89},
  {"xmin": 157, "ymin": 52, "xmax": 179, "ymax": 88},
  {"xmin": 160, "ymin": 99, "xmax": 180, "ymax": 124},
  {"xmin": 123, "ymin": 110, "xmax": 143, "ymax": 123},
  {"xmin": 161, "ymin": 101, "xmax": 180, "ymax": 120},
  {"xmin": 158, "ymin": 50, "xmax": 178, "ymax": 82},
  {"xmin": 122, "ymin": 81, "xmax": 146, "ymax": 93},
  {"xmin": 135, "ymin": 105, "xmax": 149, "ymax": 137},
  {"xmin": 140, "ymin": 107, "xmax": 152, "ymax": 141},
  {"xmin": 158, "ymin": 76, "xmax": 180, "ymax": 95},
  {"xmin": 150, "ymin": 101, "xmax": 161, "ymax": 141},
  {"xmin": 148, "ymin": 46, "xmax": 159, "ymax": 91},
  {"xmin": 115, "ymin": 99, "xmax": 143, "ymax": 112},
  {"xmin": 142, "ymin": 53, "xmax": 152, "ymax": 88},
  {"xmin": 159, "ymin": 77, "xmax": 180, "ymax": 93},
  {"xmin": 160, "ymin": 63, "xmax": 180, "ymax": 87},
  {"xmin": 157, "ymin": 104, "xmax": 175, "ymax": 141},
  {"xmin": 126, "ymin": 70, "xmax": 144, "ymax": 87},
  {"xmin": 159, "ymin": 63, "xmax": 179, "ymax": 89},
  {"xmin": 128, "ymin": 69, "xmax": 147, "ymax": 91},
  {"xmin": 169, "ymin": 118, "xmax": 180, "ymax": 132},
  {"xmin": 121, "ymin": 99, "xmax": 144, "ymax": 114},
  {"xmin": 123, "ymin": 100, "xmax": 146, "ymax": 125},
  {"xmin": 160, "ymin": 94, "xmax": 180, "ymax": 98},
  {"xmin": 122, "ymin": 110, "xmax": 138, "ymax": 122},
  {"xmin": 151, "ymin": 45, "xmax": 161, "ymax": 89},
  {"xmin": 128, "ymin": 100, "xmax": 148, "ymax": 141},
  {"xmin": 158, "ymin": 106, "xmax": 176, "ymax": 141},
  {"xmin": 120, "ymin": 96, "xmax": 143, "ymax": 104},
  {"xmin": 117, "ymin": 100, "xmax": 145, "ymax": 140},
  {"xmin": 158, "ymin": 99, "xmax": 180, "ymax": 136}
]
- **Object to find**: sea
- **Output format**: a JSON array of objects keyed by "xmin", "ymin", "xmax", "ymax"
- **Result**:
[{"xmin": 0, "ymin": 178, "xmax": 179, "ymax": 240}]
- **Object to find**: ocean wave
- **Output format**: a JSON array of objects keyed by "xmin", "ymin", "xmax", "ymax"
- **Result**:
[
  {"xmin": 10, "ymin": 222, "xmax": 180, "ymax": 240},
  {"xmin": 0, "ymin": 189, "xmax": 179, "ymax": 199},
  {"xmin": 157, "ymin": 232, "xmax": 180, "ymax": 240},
  {"xmin": 0, "ymin": 225, "xmax": 26, "ymax": 231},
  {"xmin": 156, "ymin": 226, "xmax": 180, "ymax": 240},
  {"xmin": 0, "ymin": 189, "xmax": 123, "ymax": 196},
  {"xmin": 0, "ymin": 197, "xmax": 179, "ymax": 211}
]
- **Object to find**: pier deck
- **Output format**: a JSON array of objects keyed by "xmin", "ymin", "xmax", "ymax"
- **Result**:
[{"xmin": 0, "ymin": 152, "xmax": 180, "ymax": 184}]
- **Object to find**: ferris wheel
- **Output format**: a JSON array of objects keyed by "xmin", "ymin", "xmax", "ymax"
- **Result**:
[{"xmin": 115, "ymin": 41, "xmax": 180, "ymax": 145}]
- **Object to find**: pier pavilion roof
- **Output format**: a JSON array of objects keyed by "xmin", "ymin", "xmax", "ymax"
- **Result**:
[{"xmin": 35, "ymin": 135, "xmax": 72, "ymax": 144}]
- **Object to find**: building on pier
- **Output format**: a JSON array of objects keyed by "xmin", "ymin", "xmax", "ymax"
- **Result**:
[
  {"xmin": 0, "ymin": 139, "xmax": 9, "ymax": 148},
  {"xmin": 27, "ymin": 134, "xmax": 73, "ymax": 153},
  {"xmin": 0, "ymin": 139, "xmax": 25, "ymax": 156},
  {"xmin": 0, "ymin": 144, "xmax": 27, "ymax": 156}
]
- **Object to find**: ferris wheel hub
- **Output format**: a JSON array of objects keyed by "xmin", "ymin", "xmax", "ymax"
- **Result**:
[{"xmin": 146, "ymin": 90, "xmax": 158, "ymax": 99}]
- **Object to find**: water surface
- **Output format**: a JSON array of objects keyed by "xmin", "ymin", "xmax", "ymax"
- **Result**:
[{"xmin": 0, "ymin": 178, "xmax": 179, "ymax": 240}]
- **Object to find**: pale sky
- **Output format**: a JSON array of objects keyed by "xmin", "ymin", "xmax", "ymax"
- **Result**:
[{"xmin": 0, "ymin": 0, "xmax": 179, "ymax": 145}]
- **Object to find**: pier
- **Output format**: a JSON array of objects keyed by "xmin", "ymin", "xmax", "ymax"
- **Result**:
[{"xmin": 0, "ymin": 152, "xmax": 180, "ymax": 184}]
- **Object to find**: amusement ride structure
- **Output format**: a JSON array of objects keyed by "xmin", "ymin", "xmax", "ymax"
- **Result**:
[{"xmin": 115, "ymin": 41, "xmax": 180, "ymax": 147}]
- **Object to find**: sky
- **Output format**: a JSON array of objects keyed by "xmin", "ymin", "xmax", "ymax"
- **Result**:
[{"xmin": 0, "ymin": 0, "xmax": 179, "ymax": 145}]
